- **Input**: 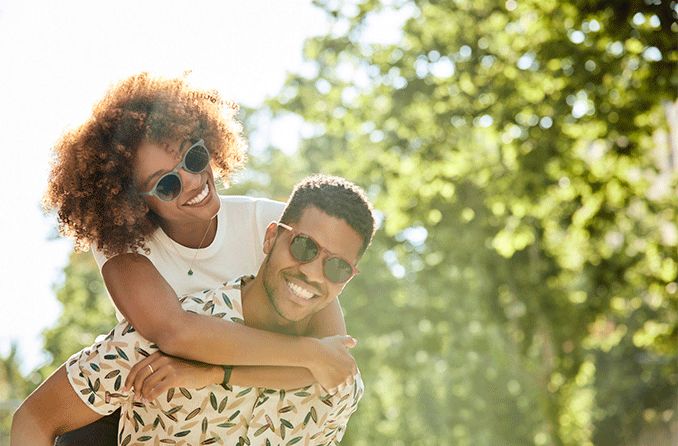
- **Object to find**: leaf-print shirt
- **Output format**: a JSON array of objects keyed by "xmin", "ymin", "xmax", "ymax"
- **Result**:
[{"xmin": 65, "ymin": 278, "xmax": 364, "ymax": 445}]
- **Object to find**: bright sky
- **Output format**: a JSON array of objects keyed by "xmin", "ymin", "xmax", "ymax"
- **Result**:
[{"xmin": 0, "ymin": 0, "xmax": 331, "ymax": 373}]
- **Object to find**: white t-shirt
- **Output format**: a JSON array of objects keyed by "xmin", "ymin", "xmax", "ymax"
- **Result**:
[{"xmin": 92, "ymin": 195, "xmax": 285, "ymax": 320}]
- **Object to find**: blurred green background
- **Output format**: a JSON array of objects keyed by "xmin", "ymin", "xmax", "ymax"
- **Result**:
[{"xmin": 3, "ymin": 1, "xmax": 677, "ymax": 445}]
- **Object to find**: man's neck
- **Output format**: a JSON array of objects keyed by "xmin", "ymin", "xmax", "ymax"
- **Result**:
[{"xmin": 240, "ymin": 275, "xmax": 310, "ymax": 336}]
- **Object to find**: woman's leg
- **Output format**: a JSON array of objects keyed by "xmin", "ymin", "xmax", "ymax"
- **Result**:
[{"xmin": 10, "ymin": 366, "xmax": 102, "ymax": 446}]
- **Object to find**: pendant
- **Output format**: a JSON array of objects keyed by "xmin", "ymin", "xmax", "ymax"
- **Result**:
[{"xmin": 188, "ymin": 269, "xmax": 193, "ymax": 276}]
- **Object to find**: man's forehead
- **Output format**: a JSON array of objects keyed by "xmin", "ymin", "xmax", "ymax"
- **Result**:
[{"xmin": 292, "ymin": 206, "xmax": 362, "ymax": 260}]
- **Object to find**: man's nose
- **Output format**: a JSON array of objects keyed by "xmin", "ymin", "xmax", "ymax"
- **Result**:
[{"xmin": 297, "ymin": 255, "xmax": 325, "ymax": 285}]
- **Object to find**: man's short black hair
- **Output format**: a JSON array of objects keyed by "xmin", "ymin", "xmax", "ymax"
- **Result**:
[{"xmin": 280, "ymin": 174, "xmax": 376, "ymax": 256}]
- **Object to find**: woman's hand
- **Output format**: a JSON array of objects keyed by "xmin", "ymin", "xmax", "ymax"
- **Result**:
[
  {"xmin": 124, "ymin": 352, "xmax": 223, "ymax": 402},
  {"xmin": 305, "ymin": 335, "xmax": 358, "ymax": 393}
]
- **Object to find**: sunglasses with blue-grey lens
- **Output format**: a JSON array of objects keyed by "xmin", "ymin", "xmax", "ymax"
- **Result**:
[{"xmin": 140, "ymin": 139, "xmax": 210, "ymax": 202}]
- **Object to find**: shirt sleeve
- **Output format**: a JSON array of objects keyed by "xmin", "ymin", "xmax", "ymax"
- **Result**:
[
  {"xmin": 316, "ymin": 372, "xmax": 365, "ymax": 444},
  {"xmin": 90, "ymin": 245, "xmax": 110, "ymax": 270},
  {"xmin": 91, "ymin": 244, "xmax": 148, "ymax": 270},
  {"xmin": 245, "ymin": 372, "xmax": 364, "ymax": 445},
  {"xmin": 64, "ymin": 320, "xmax": 158, "ymax": 416}
]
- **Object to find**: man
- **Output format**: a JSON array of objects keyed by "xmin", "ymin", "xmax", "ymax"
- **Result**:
[{"xmin": 11, "ymin": 174, "xmax": 376, "ymax": 445}]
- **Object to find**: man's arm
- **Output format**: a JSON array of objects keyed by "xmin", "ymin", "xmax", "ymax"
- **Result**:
[{"xmin": 10, "ymin": 365, "xmax": 102, "ymax": 446}]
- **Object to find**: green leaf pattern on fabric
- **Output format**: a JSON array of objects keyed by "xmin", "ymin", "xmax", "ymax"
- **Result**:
[{"xmin": 65, "ymin": 278, "xmax": 363, "ymax": 444}]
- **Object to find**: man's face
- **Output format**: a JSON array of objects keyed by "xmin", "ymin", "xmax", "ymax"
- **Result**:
[{"xmin": 261, "ymin": 206, "xmax": 363, "ymax": 324}]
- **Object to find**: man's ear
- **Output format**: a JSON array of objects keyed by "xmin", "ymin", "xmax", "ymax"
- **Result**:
[{"xmin": 263, "ymin": 222, "xmax": 278, "ymax": 254}]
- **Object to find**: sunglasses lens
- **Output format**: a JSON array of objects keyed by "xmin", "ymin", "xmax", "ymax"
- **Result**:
[
  {"xmin": 184, "ymin": 144, "xmax": 210, "ymax": 173},
  {"xmin": 289, "ymin": 235, "xmax": 318, "ymax": 262},
  {"xmin": 154, "ymin": 173, "xmax": 182, "ymax": 201},
  {"xmin": 324, "ymin": 257, "xmax": 354, "ymax": 283}
]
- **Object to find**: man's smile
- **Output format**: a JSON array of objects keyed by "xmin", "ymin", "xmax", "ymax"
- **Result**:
[{"xmin": 285, "ymin": 276, "xmax": 319, "ymax": 301}]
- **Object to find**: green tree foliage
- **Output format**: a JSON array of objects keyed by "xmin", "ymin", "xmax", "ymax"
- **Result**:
[
  {"xmin": 18, "ymin": 2, "xmax": 676, "ymax": 445},
  {"xmin": 0, "ymin": 344, "xmax": 32, "ymax": 406},
  {"xmin": 38, "ymin": 251, "xmax": 116, "ymax": 377},
  {"xmin": 2, "ymin": 252, "xmax": 115, "ymax": 442},
  {"xmin": 0, "ymin": 344, "xmax": 33, "ymax": 444},
  {"xmin": 248, "ymin": 0, "xmax": 677, "ymax": 444}
]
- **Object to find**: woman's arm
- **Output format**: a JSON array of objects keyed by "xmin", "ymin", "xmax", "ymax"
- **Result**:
[
  {"xmin": 306, "ymin": 298, "xmax": 348, "ymax": 337},
  {"xmin": 222, "ymin": 300, "xmax": 353, "ymax": 390},
  {"xmin": 125, "ymin": 352, "xmax": 317, "ymax": 401},
  {"xmin": 102, "ymin": 253, "xmax": 355, "ymax": 390},
  {"xmin": 10, "ymin": 366, "xmax": 102, "ymax": 446},
  {"xmin": 127, "ymin": 335, "xmax": 357, "ymax": 400},
  {"xmin": 228, "ymin": 366, "xmax": 314, "ymax": 389}
]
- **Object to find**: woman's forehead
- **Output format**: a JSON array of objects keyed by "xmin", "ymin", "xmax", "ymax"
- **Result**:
[{"xmin": 133, "ymin": 139, "xmax": 184, "ymax": 177}]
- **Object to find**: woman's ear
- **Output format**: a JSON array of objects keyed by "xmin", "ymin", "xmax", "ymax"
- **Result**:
[{"xmin": 263, "ymin": 222, "xmax": 278, "ymax": 254}]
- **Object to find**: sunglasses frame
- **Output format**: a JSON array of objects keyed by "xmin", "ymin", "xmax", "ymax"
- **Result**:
[
  {"xmin": 275, "ymin": 222, "xmax": 360, "ymax": 283},
  {"xmin": 140, "ymin": 139, "xmax": 210, "ymax": 202}
]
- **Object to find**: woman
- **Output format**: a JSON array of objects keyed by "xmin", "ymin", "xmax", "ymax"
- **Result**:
[{"xmin": 37, "ymin": 73, "xmax": 356, "ymax": 444}]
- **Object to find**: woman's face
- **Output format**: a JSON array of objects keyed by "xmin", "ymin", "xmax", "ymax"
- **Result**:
[{"xmin": 134, "ymin": 138, "xmax": 220, "ymax": 226}]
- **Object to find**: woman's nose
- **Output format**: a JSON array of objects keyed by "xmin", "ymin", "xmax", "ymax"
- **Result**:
[{"xmin": 179, "ymin": 168, "xmax": 203, "ymax": 194}]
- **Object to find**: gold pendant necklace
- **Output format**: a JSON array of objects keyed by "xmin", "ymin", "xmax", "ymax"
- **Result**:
[
  {"xmin": 188, "ymin": 219, "xmax": 213, "ymax": 276},
  {"xmin": 169, "ymin": 219, "xmax": 214, "ymax": 276}
]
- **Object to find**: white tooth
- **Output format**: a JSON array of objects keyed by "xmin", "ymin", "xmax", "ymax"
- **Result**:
[
  {"xmin": 187, "ymin": 184, "xmax": 209, "ymax": 205},
  {"xmin": 287, "ymin": 281, "xmax": 314, "ymax": 300}
]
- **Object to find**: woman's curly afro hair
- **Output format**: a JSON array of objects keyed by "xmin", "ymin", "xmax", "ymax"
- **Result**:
[{"xmin": 44, "ymin": 73, "xmax": 247, "ymax": 257}]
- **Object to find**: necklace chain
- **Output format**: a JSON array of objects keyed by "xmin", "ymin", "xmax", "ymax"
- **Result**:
[{"xmin": 169, "ymin": 219, "xmax": 214, "ymax": 276}]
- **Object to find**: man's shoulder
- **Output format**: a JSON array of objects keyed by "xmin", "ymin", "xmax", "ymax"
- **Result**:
[{"xmin": 177, "ymin": 277, "xmax": 247, "ymax": 322}]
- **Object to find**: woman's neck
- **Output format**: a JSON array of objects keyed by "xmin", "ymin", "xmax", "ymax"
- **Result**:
[{"xmin": 161, "ymin": 216, "xmax": 218, "ymax": 249}]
